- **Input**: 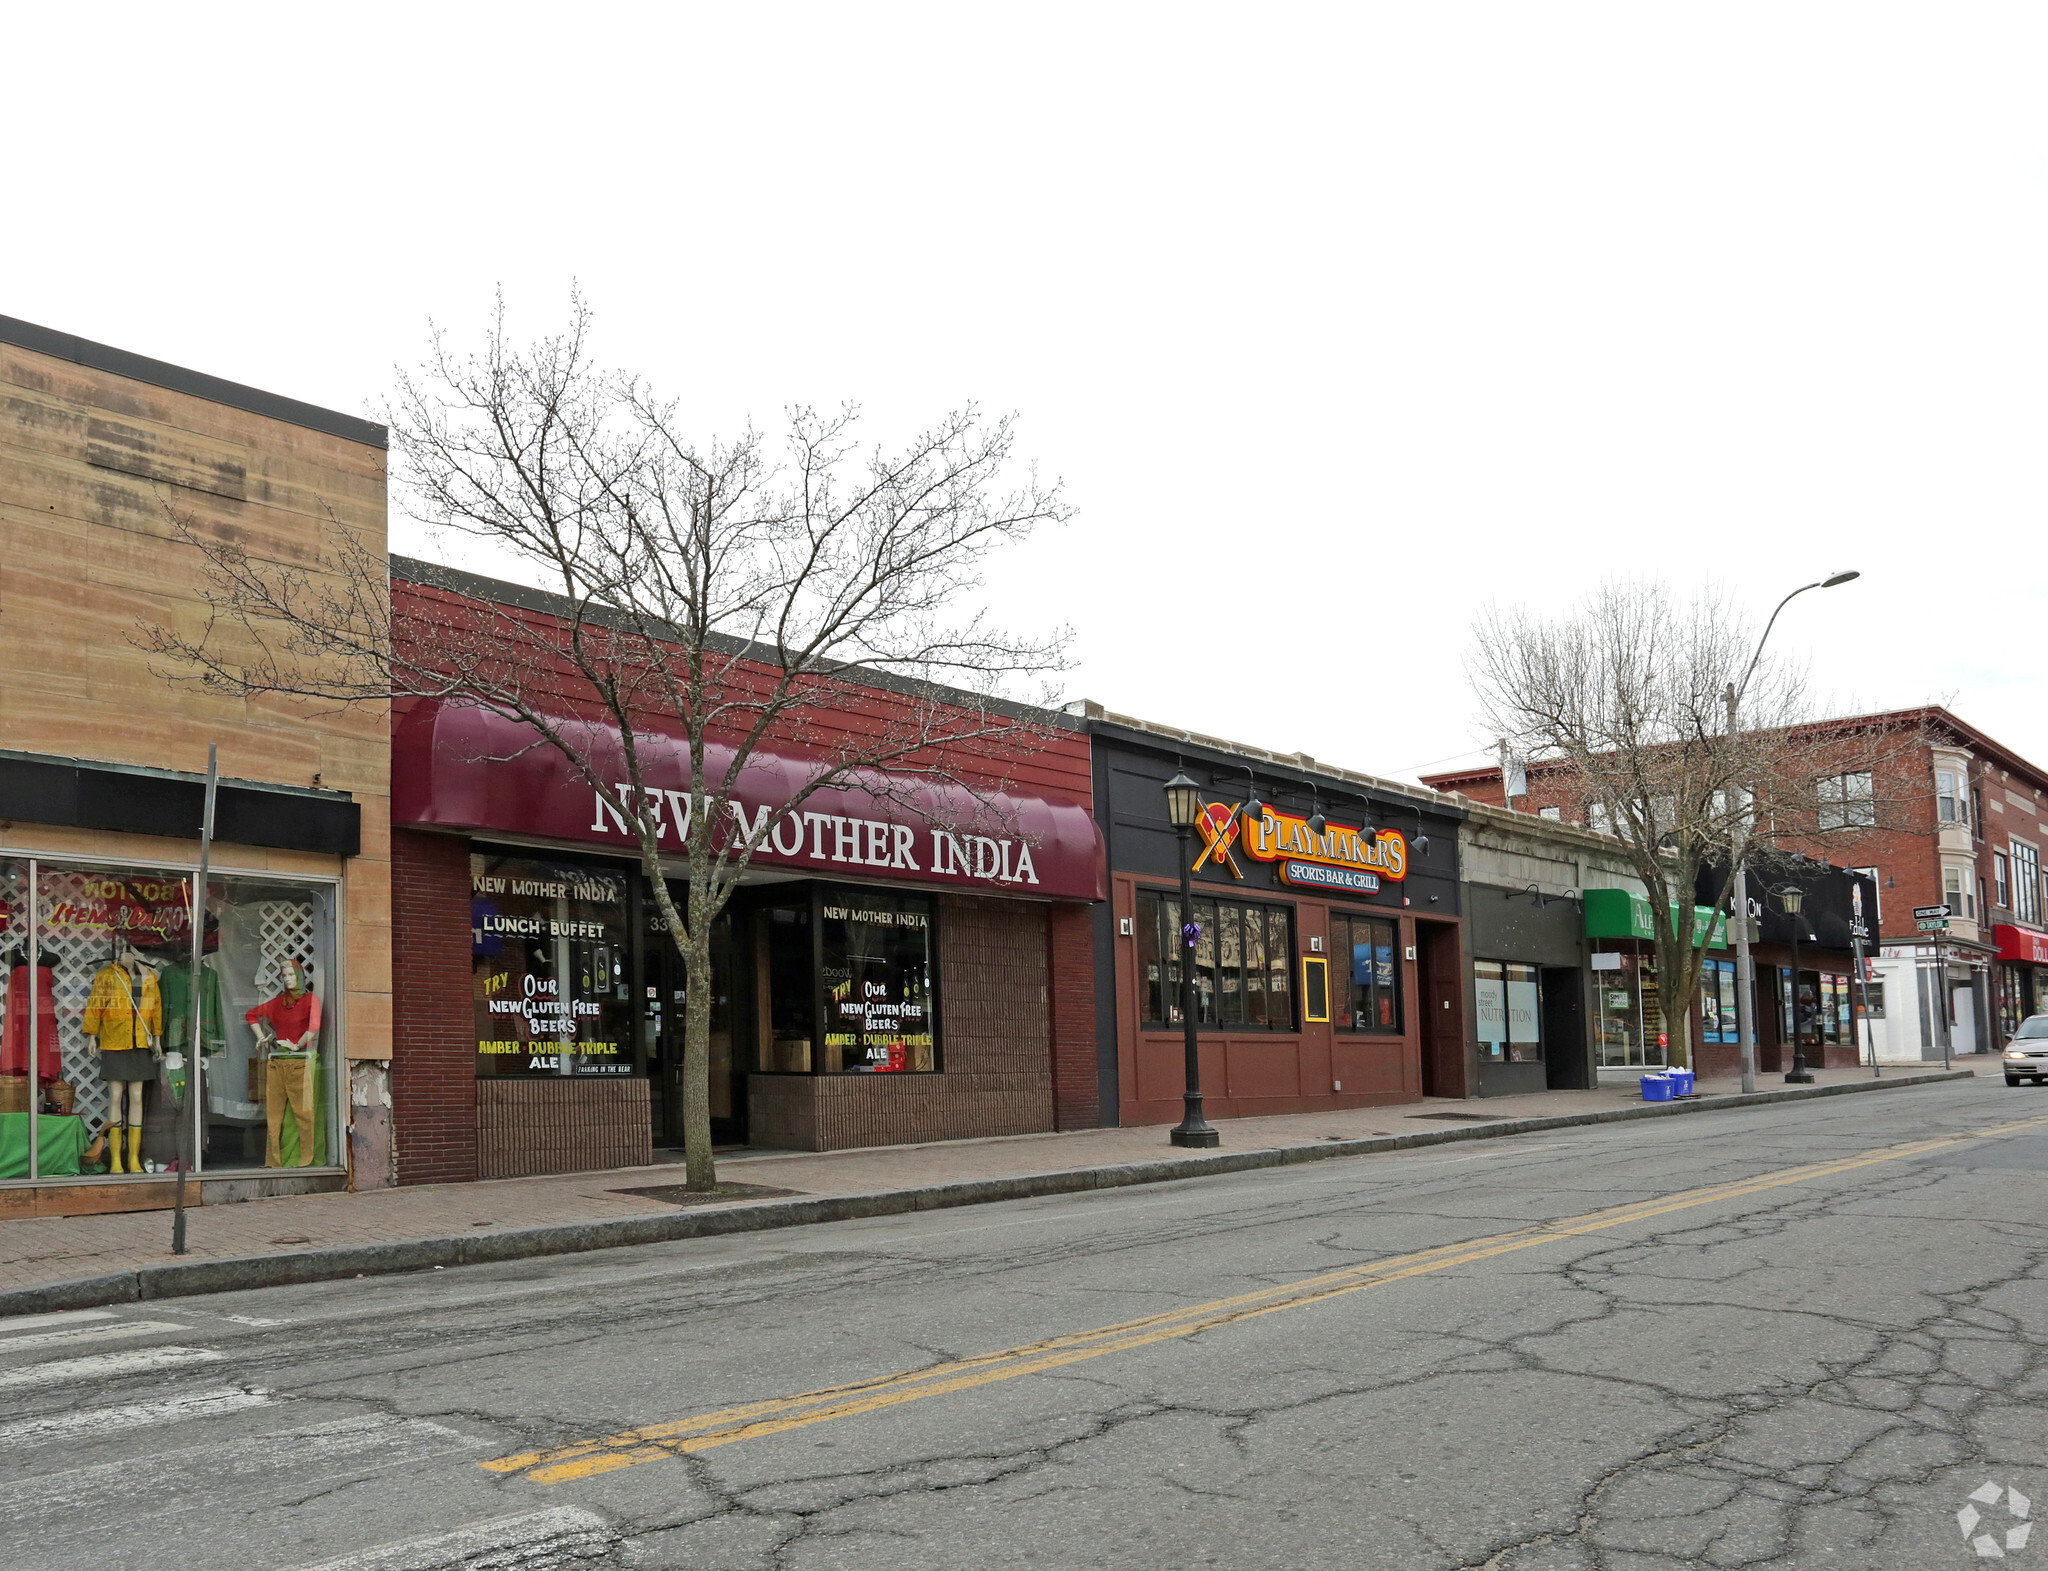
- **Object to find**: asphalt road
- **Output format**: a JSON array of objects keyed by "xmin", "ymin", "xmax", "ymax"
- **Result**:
[{"xmin": 2, "ymin": 1077, "xmax": 2045, "ymax": 1571}]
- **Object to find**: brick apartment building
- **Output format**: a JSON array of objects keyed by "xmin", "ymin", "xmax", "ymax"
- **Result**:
[{"xmin": 1424, "ymin": 706, "xmax": 2048, "ymax": 1059}]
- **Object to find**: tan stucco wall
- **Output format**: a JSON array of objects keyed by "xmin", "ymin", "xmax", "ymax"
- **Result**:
[{"xmin": 0, "ymin": 340, "xmax": 391, "ymax": 1060}]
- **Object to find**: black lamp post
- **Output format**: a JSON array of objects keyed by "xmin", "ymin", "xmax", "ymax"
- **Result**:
[
  {"xmin": 1777, "ymin": 884, "xmax": 1815, "ymax": 1084},
  {"xmin": 1162, "ymin": 771, "xmax": 1220, "ymax": 1148}
]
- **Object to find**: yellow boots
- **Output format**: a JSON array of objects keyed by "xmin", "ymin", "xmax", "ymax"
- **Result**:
[{"xmin": 104, "ymin": 1126, "xmax": 143, "ymax": 1174}]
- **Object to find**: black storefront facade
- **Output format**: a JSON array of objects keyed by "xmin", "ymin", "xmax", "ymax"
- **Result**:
[{"xmin": 1082, "ymin": 713, "xmax": 1467, "ymax": 1122}]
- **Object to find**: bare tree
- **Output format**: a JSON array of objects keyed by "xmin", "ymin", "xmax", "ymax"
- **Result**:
[
  {"xmin": 142, "ymin": 298, "xmax": 1072, "ymax": 1189},
  {"xmin": 1470, "ymin": 581, "xmax": 1918, "ymax": 1071}
]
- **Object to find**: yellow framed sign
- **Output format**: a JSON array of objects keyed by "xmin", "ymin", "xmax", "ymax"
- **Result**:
[{"xmin": 1302, "ymin": 956, "xmax": 1330, "ymax": 1023}]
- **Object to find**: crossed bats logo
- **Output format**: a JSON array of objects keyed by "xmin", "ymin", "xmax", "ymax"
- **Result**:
[{"xmin": 1960, "ymin": 1481, "xmax": 2032, "ymax": 1558}]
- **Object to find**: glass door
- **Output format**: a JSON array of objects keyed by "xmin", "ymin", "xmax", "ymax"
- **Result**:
[{"xmin": 645, "ymin": 901, "xmax": 742, "ymax": 1150}]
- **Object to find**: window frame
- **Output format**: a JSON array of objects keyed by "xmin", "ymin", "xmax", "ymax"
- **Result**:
[
  {"xmin": 1474, "ymin": 958, "xmax": 1544, "ymax": 1063},
  {"xmin": 2013, "ymin": 839, "xmax": 2043, "ymax": 928},
  {"xmin": 1816, "ymin": 770, "xmax": 1875, "ymax": 831},
  {"xmin": 1135, "ymin": 887, "xmax": 1298, "ymax": 1034},
  {"xmin": 1330, "ymin": 910, "xmax": 1404, "ymax": 1036}
]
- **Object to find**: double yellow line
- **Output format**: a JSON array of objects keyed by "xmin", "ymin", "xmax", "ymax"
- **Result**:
[{"xmin": 485, "ymin": 1110, "xmax": 2046, "ymax": 1486}]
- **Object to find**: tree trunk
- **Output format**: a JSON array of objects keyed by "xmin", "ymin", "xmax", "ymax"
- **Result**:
[{"xmin": 678, "ymin": 919, "xmax": 716, "ymax": 1191}]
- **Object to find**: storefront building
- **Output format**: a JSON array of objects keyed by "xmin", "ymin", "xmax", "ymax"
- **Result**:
[
  {"xmin": 388, "ymin": 560, "xmax": 1104, "ymax": 1180},
  {"xmin": 1450, "ymin": 798, "xmax": 1651, "ymax": 1096},
  {"xmin": 1075, "ymin": 708, "xmax": 1465, "ymax": 1118},
  {"xmin": 0, "ymin": 316, "xmax": 393, "ymax": 1214}
]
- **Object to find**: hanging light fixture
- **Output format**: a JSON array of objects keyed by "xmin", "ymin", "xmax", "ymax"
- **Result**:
[{"xmin": 1241, "ymin": 778, "xmax": 1264, "ymax": 823}]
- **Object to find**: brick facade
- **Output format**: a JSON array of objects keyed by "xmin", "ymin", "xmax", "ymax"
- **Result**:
[
  {"xmin": 477, "ymin": 1079, "xmax": 652, "ymax": 1178},
  {"xmin": 746, "ymin": 894, "xmax": 1058, "ymax": 1151},
  {"xmin": 1047, "ymin": 903, "xmax": 1099, "ymax": 1129},
  {"xmin": 391, "ymin": 829, "xmax": 478, "ymax": 1185}
]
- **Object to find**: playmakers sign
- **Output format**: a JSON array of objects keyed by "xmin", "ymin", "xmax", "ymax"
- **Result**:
[{"xmin": 1197, "ymin": 801, "xmax": 1407, "ymax": 892}]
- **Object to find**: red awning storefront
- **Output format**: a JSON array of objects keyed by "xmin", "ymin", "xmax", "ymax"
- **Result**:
[
  {"xmin": 1996, "ymin": 924, "xmax": 2048, "ymax": 966},
  {"xmin": 391, "ymin": 700, "xmax": 1105, "ymax": 901}
]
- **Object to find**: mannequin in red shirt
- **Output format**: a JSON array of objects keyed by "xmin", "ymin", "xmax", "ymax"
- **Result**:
[{"xmin": 246, "ymin": 958, "xmax": 321, "ymax": 1167}]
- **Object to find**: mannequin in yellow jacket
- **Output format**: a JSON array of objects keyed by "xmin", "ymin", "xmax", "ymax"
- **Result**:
[{"xmin": 81, "ymin": 938, "xmax": 163, "ymax": 1174}]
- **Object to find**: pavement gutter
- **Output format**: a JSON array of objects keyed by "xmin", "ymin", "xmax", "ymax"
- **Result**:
[{"xmin": 0, "ymin": 1069, "xmax": 1977, "ymax": 1317}]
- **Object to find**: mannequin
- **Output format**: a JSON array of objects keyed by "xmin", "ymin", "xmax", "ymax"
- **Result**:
[
  {"xmin": 246, "ymin": 958, "xmax": 321, "ymax": 1168},
  {"xmin": 1, "ymin": 945, "xmax": 60, "ymax": 1083},
  {"xmin": 81, "ymin": 938, "xmax": 163, "ymax": 1174}
]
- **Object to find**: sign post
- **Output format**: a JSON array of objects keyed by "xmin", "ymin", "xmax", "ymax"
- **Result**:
[
  {"xmin": 1851, "ymin": 882, "xmax": 1877, "ymax": 1078},
  {"xmin": 173, "ymin": 745, "xmax": 219, "ymax": 1256}
]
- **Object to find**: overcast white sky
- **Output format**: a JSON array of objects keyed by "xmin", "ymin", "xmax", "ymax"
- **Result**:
[{"xmin": 10, "ymin": 5, "xmax": 2043, "ymax": 783}]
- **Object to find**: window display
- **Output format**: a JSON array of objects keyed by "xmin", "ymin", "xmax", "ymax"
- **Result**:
[
  {"xmin": 471, "ymin": 852, "xmax": 634, "ymax": 1078},
  {"xmin": 1332, "ymin": 913, "xmax": 1399, "ymax": 1034},
  {"xmin": 1596, "ymin": 953, "xmax": 1666, "ymax": 1068},
  {"xmin": 1136, "ymin": 891, "xmax": 1293, "ymax": 1030},
  {"xmin": 1475, "ymin": 959, "xmax": 1542, "ymax": 1062},
  {"xmin": 819, "ymin": 888, "xmax": 937, "ymax": 1072},
  {"xmin": 0, "ymin": 857, "xmax": 339, "ymax": 1181}
]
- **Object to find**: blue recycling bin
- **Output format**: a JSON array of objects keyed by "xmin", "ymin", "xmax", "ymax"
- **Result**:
[
  {"xmin": 1641, "ymin": 1074, "xmax": 1676, "ymax": 1102},
  {"xmin": 1670, "ymin": 1069, "xmax": 1695, "ymax": 1096}
]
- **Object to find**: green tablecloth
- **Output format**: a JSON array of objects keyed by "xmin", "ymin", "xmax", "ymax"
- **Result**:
[{"xmin": 0, "ymin": 1112, "xmax": 89, "ymax": 1179}]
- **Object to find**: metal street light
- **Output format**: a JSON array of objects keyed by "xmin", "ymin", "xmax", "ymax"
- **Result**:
[
  {"xmin": 1776, "ymin": 883, "xmax": 1815, "ymax": 1084},
  {"xmin": 1162, "ymin": 772, "xmax": 1219, "ymax": 1149},
  {"xmin": 1727, "ymin": 569, "xmax": 1860, "ymax": 1093}
]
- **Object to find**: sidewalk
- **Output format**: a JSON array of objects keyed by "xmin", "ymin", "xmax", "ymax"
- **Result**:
[{"xmin": 0, "ymin": 1060, "xmax": 1995, "ymax": 1314}]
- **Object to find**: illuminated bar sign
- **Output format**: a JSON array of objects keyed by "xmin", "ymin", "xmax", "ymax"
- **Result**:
[{"xmin": 1206, "ymin": 803, "xmax": 1407, "ymax": 889}]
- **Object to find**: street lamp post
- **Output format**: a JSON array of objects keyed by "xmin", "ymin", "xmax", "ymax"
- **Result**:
[
  {"xmin": 1728, "ymin": 569, "xmax": 1860, "ymax": 1095},
  {"xmin": 1163, "ymin": 772, "xmax": 1219, "ymax": 1149},
  {"xmin": 1777, "ymin": 884, "xmax": 1815, "ymax": 1084}
]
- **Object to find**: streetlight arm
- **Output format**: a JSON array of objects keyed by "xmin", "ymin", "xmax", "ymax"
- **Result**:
[{"xmin": 1736, "ymin": 581, "xmax": 1822, "ymax": 708}]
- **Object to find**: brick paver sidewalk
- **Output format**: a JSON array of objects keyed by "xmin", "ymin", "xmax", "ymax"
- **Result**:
[{"xmin": 0, "ymin": 1059, "xmax": 1997, "ymax": 1299}]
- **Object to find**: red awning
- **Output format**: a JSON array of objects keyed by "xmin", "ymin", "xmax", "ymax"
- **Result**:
[
  {"xmin": 390, "ymin": 700, "xmax": 1105, "ymax": 901},
  {"xmin": 1996, "ymin": 924, "xmax": 2048, "ymax": 966}
]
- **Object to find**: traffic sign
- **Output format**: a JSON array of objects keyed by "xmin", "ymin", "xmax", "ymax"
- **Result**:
[
  {"xmin": 1913, "ymin": 905, "xmax": 1951, "ymax": 920},
  {"xmin": 1916, "ymin": 917, "xmax": 1949, "ymax": 933}
]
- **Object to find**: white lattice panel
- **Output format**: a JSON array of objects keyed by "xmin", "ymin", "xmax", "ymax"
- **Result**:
[{"xmin": 254, "ymin": 901, "xmax": 319, "ymax": 999}]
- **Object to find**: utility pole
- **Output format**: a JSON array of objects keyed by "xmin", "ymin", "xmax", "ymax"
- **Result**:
[{"xmin": 1726, "ymin": 683, "xmax": 1758, "ymax": 1095}]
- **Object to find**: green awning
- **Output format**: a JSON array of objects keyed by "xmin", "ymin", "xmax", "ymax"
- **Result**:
[{"xmin": 1583, "ymin": 888, "xmax": 1726, "ymax": 949}]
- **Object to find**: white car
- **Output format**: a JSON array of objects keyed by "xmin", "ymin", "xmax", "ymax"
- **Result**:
[{"xmin": 2005, "ymin": 1015, "xmax": 2048, "ymax": 1085}]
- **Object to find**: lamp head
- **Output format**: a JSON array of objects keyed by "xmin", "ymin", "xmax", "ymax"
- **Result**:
[
  {"xmin": 1242, "ymin": 793, "xmax": 1264, "ymax": 823},
  {"xmin": 1822, "ymin": 569, "xmax": 1860, "ymax": 588},
  {"xmin": 1776, "ymin": 885, "xmax": 1804, "ymax": 916},
  {"xmin": 1306, "ymin": 810, "xmax": 1327, "ymax": 836},
  {"xmin": 1162, "ymin": 772, "xmax": 1203, "ymax": 830}
]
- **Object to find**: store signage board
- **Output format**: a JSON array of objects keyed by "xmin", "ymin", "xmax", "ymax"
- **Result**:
[
  {"xmin": 1995, "ymin": 924, "xmax": 2048, "ymax": 965},
  {"xmin": 1196, "ymin": 800, "xmax": 1407, "ymax": 888},
  {"xmin": 1582, "ymin": 888, "xmax": 1727, "ymax": 949},
  {"xmin": 391, "ymin": 699, "xmax": 1107, "ymax": 901}
]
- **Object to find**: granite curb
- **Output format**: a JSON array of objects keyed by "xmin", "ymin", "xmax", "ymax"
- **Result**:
[{"xmin": 0, "ymin": 1069, "xmax": 1975, "ymax": 1317}]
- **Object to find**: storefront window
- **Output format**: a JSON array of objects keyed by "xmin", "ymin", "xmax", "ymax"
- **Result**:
[
  {"xmin": 1595, "ymin": 953, "xmax": 1666, "ymax": 1068},
  {"xmin": 819, "ymin": 887, "xmax": 937, "ymax": 1072},
  {"xmin": 471, "ymin": 852, "xmax": 634, "ymax": 1078},
  {"xmin": 1137, "ymin": 891, "xmax": 1294, "ymax": 1031},
  {"xmin": 1999, "ymin": 965, "xmax": 2025, "ymax": 1039},
  {"xmin": 1475, "ymin": 960, "xmax": 1542, "ymax": 1062},
  {"xmin": 1332, "ymin": 913, "xmax": 1400, "ymax": 1033},
  {"xmin": 0, "ymin": 857, "xmax": 339, "ymax": 1180}
]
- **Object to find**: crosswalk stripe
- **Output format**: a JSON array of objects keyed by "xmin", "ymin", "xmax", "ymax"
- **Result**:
[
  {"xmin": 290, "ymin": 1507, "xmax": 615, "ymax": 1571},
  {"xmin": 0, "ymin": 1320, "xmax": 193, "ymax": 1354},
  {"xmin": 0, "ymin": 1347, "xmax": 222, "ymax": 1391},
  {"xmin": 0, "ymin": 1309, "xmax": 117, "ymax": 1333},
  {"xmin": 0, "ymin": 1387, "xmax": 278, "ymax": 1445}
]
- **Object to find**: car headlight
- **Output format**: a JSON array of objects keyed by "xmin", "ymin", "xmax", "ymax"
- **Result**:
[{"xmin": 2010, "ymin": 1049, "xmax": 2031, "ymax": 1058}]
